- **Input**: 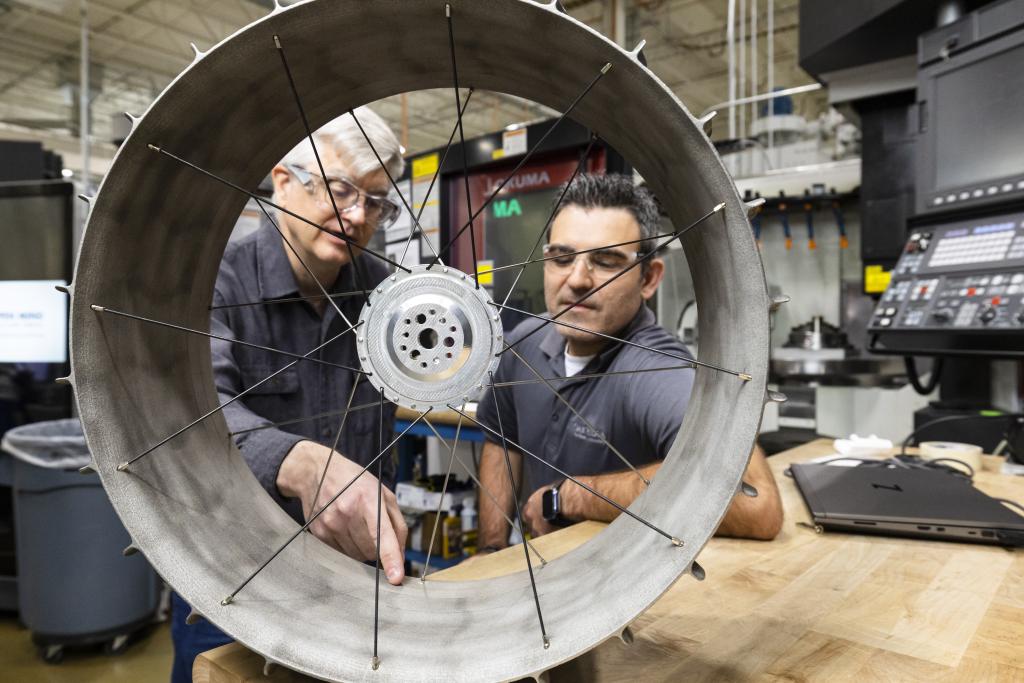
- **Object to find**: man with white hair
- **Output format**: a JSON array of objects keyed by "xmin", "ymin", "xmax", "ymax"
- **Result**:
[{"xmin": 170, "ymin": 108, "xmax": 405, "ymax": 681}]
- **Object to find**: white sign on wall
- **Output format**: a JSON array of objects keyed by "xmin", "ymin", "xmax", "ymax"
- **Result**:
[{"xmin": 0, "ymin": 280, "xmax": 68, "ymax": 363}]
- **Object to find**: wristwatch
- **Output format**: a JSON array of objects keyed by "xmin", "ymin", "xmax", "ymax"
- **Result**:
[{"xmin": 541, "ymin": 478, "xmax": 571, "ymax": 527}]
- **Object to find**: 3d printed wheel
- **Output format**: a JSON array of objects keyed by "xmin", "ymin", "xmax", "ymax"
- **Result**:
[{"xmin": 68, "ymin": 1, "xmax": 772, "ymax": 680}]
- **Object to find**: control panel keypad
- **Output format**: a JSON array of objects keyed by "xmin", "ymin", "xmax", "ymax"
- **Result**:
[{"xmin": 869, "ymin": 212, "xmax": 1024, "ymax": 332}]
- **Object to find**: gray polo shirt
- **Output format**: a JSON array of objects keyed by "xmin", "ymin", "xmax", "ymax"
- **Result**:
[
  {"xmin": 476, "ymin": 305, "xmax": 695, "ymax": 497},
  {"xmin": 210, "ymin": 215, "xmax": 395, "ymax": 524}
]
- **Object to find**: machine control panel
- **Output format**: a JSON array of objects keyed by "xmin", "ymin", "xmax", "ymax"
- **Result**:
[{"xmin": 870, "ymin": 211, "xmax": 1024, "ymax": 333}]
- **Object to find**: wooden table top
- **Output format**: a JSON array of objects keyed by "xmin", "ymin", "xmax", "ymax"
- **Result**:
[
  {"xmin": 395, "ymin": 405, "xmax": 476, "ymax": 427},
  {"xmin": 195, "ymin": 439, "xmax": 1024, "ymax": 682}
]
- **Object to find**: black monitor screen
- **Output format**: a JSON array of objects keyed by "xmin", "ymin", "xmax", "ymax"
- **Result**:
[
  {"xmin": 0, "ymin": 187, "xmax": 71, "ymax": 280},
  {"xmin": 933, "ymin": 41, "xmax": 1024, "ymax": 192}
]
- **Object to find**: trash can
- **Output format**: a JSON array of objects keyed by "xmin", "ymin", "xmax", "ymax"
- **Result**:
[{"xmin": 1, "ymin": 418, "xmax": 161, "ymax": 663}]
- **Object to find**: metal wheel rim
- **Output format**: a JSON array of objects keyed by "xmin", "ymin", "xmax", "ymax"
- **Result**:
[{"xmin": 68, "ymin": 1, "xmax": 771, "ymax": 680}]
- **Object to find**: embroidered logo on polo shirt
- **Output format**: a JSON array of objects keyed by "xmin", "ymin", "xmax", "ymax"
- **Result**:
[{"xmin": 569, "ymin": 415, "xmax": 607, "ymax": 445}]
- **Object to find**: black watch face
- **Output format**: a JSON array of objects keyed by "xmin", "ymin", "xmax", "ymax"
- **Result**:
[{"xmin": 542, "ymin": 487, "xmax": 557, "ymax": 520}]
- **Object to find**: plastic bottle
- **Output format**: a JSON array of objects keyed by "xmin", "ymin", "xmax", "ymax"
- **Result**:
[
  {"xmin": 462, "ymin": 498, "xmax": 477, "ymax": 533},
  {"xmin": 461, "ymin": 498, "xmax": 478, "ymax": 555}
]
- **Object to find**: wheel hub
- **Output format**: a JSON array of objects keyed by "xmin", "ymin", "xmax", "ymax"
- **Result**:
[{"xmin": 357, "ymin": 265, "xmax": 502, "ymax": 411}]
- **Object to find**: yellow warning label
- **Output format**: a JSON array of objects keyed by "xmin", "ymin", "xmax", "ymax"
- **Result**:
[
  {"xmin": 412, "ymin": 153, "xmax": 439, "ymax": 179},
  {"xmin": 477, "ymin": 260, "xmax": 494, "ymax": 286},
  {"xmin": 864, "ymin": 265, "xmax": 892, "ymax": 294}
]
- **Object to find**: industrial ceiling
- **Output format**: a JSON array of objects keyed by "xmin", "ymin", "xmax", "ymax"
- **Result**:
[{"xmin": 0, "ymin": 0, "xmax": 810, "ymax": 176}]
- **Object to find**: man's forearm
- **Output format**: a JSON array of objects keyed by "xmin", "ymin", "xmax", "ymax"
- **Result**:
[
  {"xmin": 714, "ymin": 444, "xmax": 783, "ymax": 540},
  {"xmin": 559, "ymin": 462, "xmax": 658, "ymax": 523},
  {"xmin": 478, "ymin": 441, "xmax": 520, "ymax": 548},
  {"xmin": 559, "ymin": 445, "xmax": 783, "ymax": 540}
]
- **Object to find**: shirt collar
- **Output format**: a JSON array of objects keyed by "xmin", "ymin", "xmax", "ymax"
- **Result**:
[
  {"xmin": 255, "ymin": 213, "xmax": 301, "ymax": 301},
  {"xmin": 254, "ymin": 211, "xmax": 361, "ymax": 301},
  {"xmin": 539, "ymin": 304, "xmax": 657, "ymax": 373}
]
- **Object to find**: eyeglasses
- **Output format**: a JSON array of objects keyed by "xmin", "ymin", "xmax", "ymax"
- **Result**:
[
  {"xmin": 285, "ymin": 164, "xmax": 400, "ymax": 229},
  {"xmin": 542, "ymin": 244, "xmax": 641, "ymax": 277}
]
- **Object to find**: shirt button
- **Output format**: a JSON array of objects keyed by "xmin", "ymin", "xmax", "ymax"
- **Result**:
[{"xmin": 551, "ymin": 413, "xmax": 558, "ymax": 422}]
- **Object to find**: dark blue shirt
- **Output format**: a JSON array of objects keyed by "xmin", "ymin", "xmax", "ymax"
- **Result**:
[
  {"xmin": 477, "ymin": 305, "xmax": 695, "ymax": 497},
  {"xmin": 210, "ymin": 216, "xmax": 395, "ymax": 523}
]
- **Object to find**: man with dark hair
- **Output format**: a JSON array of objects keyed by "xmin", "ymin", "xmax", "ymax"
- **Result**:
[{"xmin": 475, "ymin": 173, "xmax": 782, "ymax": 550}]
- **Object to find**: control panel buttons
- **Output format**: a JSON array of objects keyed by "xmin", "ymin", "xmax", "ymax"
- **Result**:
[{"xmin": 873, "ymin": 212, "xmax": 1024, "ymax": 334}]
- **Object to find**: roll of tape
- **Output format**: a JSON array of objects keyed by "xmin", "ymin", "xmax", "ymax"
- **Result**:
[{"xmin": 920, "ymin": 441, "xmax": 983, "ymax": 475}]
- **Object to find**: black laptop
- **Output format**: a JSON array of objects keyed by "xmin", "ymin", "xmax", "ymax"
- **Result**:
[{"xmin": 790, "ymin": 462, "xmax": 1024, "ymax": 547}]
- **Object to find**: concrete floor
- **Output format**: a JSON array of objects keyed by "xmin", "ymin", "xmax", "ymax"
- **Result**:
[{"xmin": 0, "ymin": 614, "xmax": 173, "ymax": 682}]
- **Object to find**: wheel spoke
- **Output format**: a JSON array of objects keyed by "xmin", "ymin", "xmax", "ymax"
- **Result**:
[
  {"xmin": 90, "ymin": 305, "xmax": 367, "ymax": 375},
  {"xmin": 228, "ymin": 402, "xmax": 377, "ymax": 439},
  {"xmin": 500, "ymin": 133, "xmax": 598, "ymax": 308},
  {"xmin": 145, "ymin": 144, "xmax": 409, "ymax": 273},
  {"xmin": 421, "ymin": 403, "xmax": 465, "ymax": 580},
  {"xmin": 505, "ymin": 346, "xmax": 649, "ymax": 485},
  {"xmin": 209, "ymin": 291, "xmax": 364, "ymax": 311},
  {"xmin": 492, "ymin": 365, "xmax": 694, "ymax": 388},
  {"xmin": 273, "ymin": 35, "xmax": 370, "ymax": 307},
  {"xmin": 500, "ymin": 202, "xmax": 727, "ymax": 355},
  {"xmin": 450, "ymin": 403, "xmax": 683, "ymax": 547},
  {"xmin": 308, "ymin": 375, "xmax": 364, "ymax": 520},
  {"xmin": 349, "ymin": 108, "xmax": 446, "ymax": 267},
  {"xmin": 446, "ymin": 4, "xmax": 479, "ymax": 287},
  {"xmin": 487, "ymin": 372, "xmax": 549, "ymax": 649},
  {"xmin": 256, "ymin": 199, "xmax": 354, "ymax": 328},
  {"xmin": 428, "ymin": 62, "xmax": 613, "ymax": 270},
  {"xmin": 493, "ymin": 302, "xmax": 750, "ymax": 380},
  {"xmin": 115, "ymin": 322, "xmax": 360, "ymax": 471},
  {"xmin": 372, "ymin": 388, "xmax": 385, "ymax": 670},
  {"xmin": 420, "ymin": 417, "xmax": 547, "ymax": 568},
  {"xmin": 221, "ymin": 408, "xmax": 432, "ymax": 606},
  {"xmin": 483, "ymin": 227, "xmax": 681, "ymax": 276},
  {"xmin": 399, "ymin": 89, "xmax": 475, "ymax": 267}
]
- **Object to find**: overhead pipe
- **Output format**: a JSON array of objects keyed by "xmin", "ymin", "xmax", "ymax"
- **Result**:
[
  {"xmin": 738, "ymin": 0, "xmax": 746, "ymax": 148},
  {"xmin": 79, "ymin": 0, "xmax": 89, "ymax": 194},
  {"xmin": 751, "ymin": 0, "xmax": 757, "ymax": 134},
  {"xmin": 727, "ymin": 0, "xmax": 736, "ymax": 139},
  {"xmin": 699, "ymin": 82, "xmax": 822, "ymax": 120},
  {"xmin": 767, "ymin": 0, "xmax": 774, "ymax": 155}
]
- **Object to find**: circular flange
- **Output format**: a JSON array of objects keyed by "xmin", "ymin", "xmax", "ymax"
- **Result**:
[{"xmin": 358, "ymin": 265, "xmax": 502, "ymax": 410}]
